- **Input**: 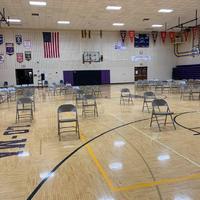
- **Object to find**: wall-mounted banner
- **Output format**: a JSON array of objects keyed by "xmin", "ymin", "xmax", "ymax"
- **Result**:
[
  {"xmin": 161, "ymin": 32, "xmax": 167, "ymax": 44},
  {"xmin": 25, "ymin": 51, "xmax": 31, "ymax": 61},
  {"xmin": 16, "ymin": 53, "xmax": 23, "ymax": 63},
  {"xmin": 6, "ymin": 43, "xmax": 14, "ymax": 56},
  {"xmin": 23, "ymin": 40, "xmax": 31, "ymax": 49},
  {"xmin": 120, "ymin": 30, "xmax": 127, "ymax": 43},
  {"xmin": 0, "ymin": 34, "xmax": 3, "ymax": 45},
  {"xmin": 16, "ymin": 34, "xmax": 22, "ymax": 45},
  {"xmin": 128, "ymin": 31, "xmax": 135, "ymax": 43},
  {"xmin": 169, "ymin": 32, "xmax": 176, "ymax": 43},
  {"xmin": 152, "ymin": 31, "xmax": 158, "ymax": 45},
  {"xmin": 0, "ymin": 53, "xmax": 4, "ymax": 64}
]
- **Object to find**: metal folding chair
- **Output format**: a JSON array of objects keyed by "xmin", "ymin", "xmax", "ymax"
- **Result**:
[
  {"xmin": 57, "ymin": 104, "xmax": 80, "ymax": 141},
  {"xmin": 150, "ymin": 99, "xmax": 176, "ymax": 131},
  {"xmin": 142, "ymin": 91, "xmax": 156, "ymax": 112},
  {"xmin": 120, "ymin": 88, "xmax": 133, "ymax": 104},
  {"xmin": 82, "ymin": 95, "xmax": 98, "ymax": 117},
  {"xmin": 16, "ymin": 97, "xmax": 33, "ymax": 123}
]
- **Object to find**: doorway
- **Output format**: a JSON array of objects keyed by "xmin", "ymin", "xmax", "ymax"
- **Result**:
[{"xmin": 134, "ymin": 66, "xmax": 147, "ymax": 81}]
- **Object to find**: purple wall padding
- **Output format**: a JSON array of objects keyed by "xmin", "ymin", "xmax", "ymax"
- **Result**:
[
  {"xmin": 63, "ymin": 71, "xmax": 74, "ymax": 85},
  {"xmin": 101, "ymin": 70, "xmax": 110, "ymax": 84}
]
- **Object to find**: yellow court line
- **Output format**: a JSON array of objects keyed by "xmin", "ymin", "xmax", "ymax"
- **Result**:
[{"xmin": 80, "ymin": 134, "xmax": 200, "ymax": 192}]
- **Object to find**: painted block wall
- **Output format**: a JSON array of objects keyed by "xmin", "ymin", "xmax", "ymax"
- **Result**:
[{"xmin": 0, "ymin": 29, "xmax": 176, "ymax": 86}]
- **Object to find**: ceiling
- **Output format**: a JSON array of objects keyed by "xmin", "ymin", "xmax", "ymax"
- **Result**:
[{"xmin": 0, "ymin": 0, "xmax": 200, "ymax": 31}]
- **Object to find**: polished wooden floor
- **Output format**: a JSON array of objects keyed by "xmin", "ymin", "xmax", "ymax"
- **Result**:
[{"xmin": 1, "ymin": 84, "xmax": 200, "ymax": 200}]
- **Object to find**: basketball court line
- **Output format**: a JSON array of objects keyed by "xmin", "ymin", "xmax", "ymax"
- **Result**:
[
  {"xmin": 81, "ymin": 132, "xmax": 200, "ymax": 193},
  {"xmin": 109, "ymin": 113, "xmax": 200, "ymax": 168}
]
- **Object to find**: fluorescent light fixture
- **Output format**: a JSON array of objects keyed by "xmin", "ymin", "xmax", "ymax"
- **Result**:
[
  {"xmin": 7, "ymin": 19, "xmax": 21, "ymax": 23},
  {"xmin": 106, "ymin": 6, "xmax": 122, "ymax": 10},
  {"xmin": 29, "ymin": 1, "xmax": 47, "ymax": 6},
  {"xmin": 158, "ymin": 9, "xmax": 174, "ymax": 13},
  {"xmin": 57, "ymin": 21, "xmax": 70, "ymax": 24},
  {"xmin": 152, "ymin": 24, "xmax": 163, "ymax": 28},
  {"xmin": 113, "ymin": 23, "xmax": 124, "ymax": 26}
]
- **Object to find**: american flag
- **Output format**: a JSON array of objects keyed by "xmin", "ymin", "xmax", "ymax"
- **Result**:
[{"xmin": 43, "ymin": 32, "xmax": 60, "ymax": 58}]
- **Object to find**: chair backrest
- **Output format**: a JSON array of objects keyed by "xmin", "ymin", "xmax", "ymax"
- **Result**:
[
  {"xmin": 4, "ymin": 81, "xmax": 8, "ymax": 87},
  {"xmin": 23, "ymin": 88, "xmax": 34, "ymax": 97},
  {"xmin": 152, "ymin": 99, "xmax": 168, "ymax": 107},
  {"xmin": 121, "ymin": 88, "xmax": 130, "ymax": 93},
  {"xmin": 17, "ymin": 97, "xmax": 33, "ymax": 104},
  {"xmin": 144, "ymin": 91, "xmax": 155, "ymax": 98},
  {"xmin": 58, "ymin": 104, "xmax": 77, "ymax": 113}
]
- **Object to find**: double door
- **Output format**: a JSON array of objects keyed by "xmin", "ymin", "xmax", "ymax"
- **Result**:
[{"xmin": 134, "ymin": 66, "xmax": 147, "ymax": 81}]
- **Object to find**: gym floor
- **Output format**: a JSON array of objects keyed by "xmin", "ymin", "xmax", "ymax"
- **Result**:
[{"xmin": 1, "ymin": 84, "xmax": 200, "ymax": 200}]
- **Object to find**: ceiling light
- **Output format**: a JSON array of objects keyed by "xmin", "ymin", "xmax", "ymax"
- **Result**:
[
  {"xmin": 152, "ymin": 24, "xmax": 163, "ymax": 28},
  {"xmin": 57, "ymin": 21, "xmax": 70, "ymax": 24},
  {"xmin": 113, "ymin": 23, "xmax": 124, "ymax": 26},
  {"xmin": 158, "ymin": 9, "xmax": 174, "ymax": 13},
  {"xmin": 106, "ymin": 6, "xmax": 122, "ymax": 10},
  {"xmin": 7, "ymin": 19, "xmax": 21, "ymax": 23},
  {"xmin": 29, "ymin": 1, "xmax": 47, "ymax": 6}
]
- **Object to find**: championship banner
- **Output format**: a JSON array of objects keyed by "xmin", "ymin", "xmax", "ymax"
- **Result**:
[
  {"xmin": 23, "ymin": 40, "xmax": 31, "ymax": 49},
  {"xmin": 152, "ymin": 31, "xmax": 158, "ymax": 45},
  {"xmin": 161, "ymin": 32, "xmax": 167, "ymax": 43},
  {"xmin": 25, "ymin": 51, "xmax": 31, "ymax": 61},
  {"xmin": 6, "ymin": 43, "xmax": 14, "ymax": 56},
  {"xmin": 169, "ymin": 32, "xmax": 176, "ymax": 43},
  {"xmin": 0, "ymin": 34, "xmax": 3, "ymax": 45},
  {"xmin": 16, "ymin": 53, "xmax": 23, "ymax": 63},
  {"xmin": 0, "ymin": 53, "xmax": 4, "ymax": 64},
  {"xmin": 192, "ymin": 27, "xmax": 198, "ymax": 40},
  {"xmin": 120, "ymin": 30, "xmax": 127, "ymax": 43},
  {"xmin": 16, "ymin": 34, "xmax": 22, "ymax": 45},
  {"xmin": 128, "ymin": 31, "xmax": 135, "ymax": 43},
  {"xmin": 184, "ymin": 30, "xmax": 190, "ymax": 42}
]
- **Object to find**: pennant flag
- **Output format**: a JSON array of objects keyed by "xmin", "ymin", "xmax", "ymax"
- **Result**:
[
  {"xmin": 43, "ymin": 32, "xmax": 60, "ymax": 58},
  {"xmin": 192, "ymin": 27, "xmax": 198, "ymax": 40},
  {"xmin": 6, "ymin": 43, "xmax": 14, "ymax": 56},
  {"xmin": 0, "ymin": 53, "xmax": 4, "ymax": 64},
  {"xmin": 25, "ymin": 51, "xmax": 31, "ymax": 61},
  {"xmin": 16, "ymin": 35, "xmax": 22, "ymax": 45},
  {"xmin": 128, "ymin": 31, "xmax": 135, "ymax": 43},
  {"xmin": 169, "ymin": 32, "xmax": 176, "ymax": 43},
  {"xmin": 16, "ymin": 53, "xmax": 23, "ymax": 63},
  {"xmin": 120, "ymin": 30, "xmax": 127, "ymax": 43},
  {"xmin": 184, "ymin": 30, "xmax": 190, "ymax": 42},
  {"xmin": 152, "ymin": 31, "xmax": 158, "ymax": 45},
  {"xmin": 0, "ymin": 34, "xmax": 3, "ymax": 45},
  {"xmin": 161, "ymin": 32, "xmax": 167, "ymax": 43}
]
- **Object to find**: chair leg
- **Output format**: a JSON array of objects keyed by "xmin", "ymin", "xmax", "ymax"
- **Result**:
[
  {"xmin": 150, "ymin": 113, "xmax": 153, "ymax": 127},
  {"xmin": 142, "ymin": 100, "xmax": 145, "ymax": 112},
  {"xmin": 155, "ymin": 115, "xmax": 161, "ymax": 131},
  {"xmin": 170, "ymin": 114, "xmax": 176, "ymax": 130},
  {"xmin": 164, "ymin": 115, "xmax": 168, "ymax": 126}
]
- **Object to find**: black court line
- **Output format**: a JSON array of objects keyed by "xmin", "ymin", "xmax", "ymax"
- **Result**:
[
  {"xmin": 174, "ymin": 111, "xmax": 200, "ymax": 135},
  {"xmin": 26, "ymin": 118, "xmax": 149, "ymax": 200}
]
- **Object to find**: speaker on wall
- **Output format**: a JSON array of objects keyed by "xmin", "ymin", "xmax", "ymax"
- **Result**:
[{"xmin": 41, "ymin": 73, "xmax": 45, "ymax": 81}]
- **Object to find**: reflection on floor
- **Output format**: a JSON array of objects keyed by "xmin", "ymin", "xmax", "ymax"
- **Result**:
[{"xmin": 0, "ymin": 84, "xmax": 200, "ymax": 200}]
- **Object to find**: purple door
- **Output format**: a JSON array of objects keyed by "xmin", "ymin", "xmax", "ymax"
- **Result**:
[
  {"xmin": 63, "ymin": 71, "xmax": 74, "ymax": 85},
  {"xmin": 101, "ymin": 70, "xmax": 110, "ymax": 84}
]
